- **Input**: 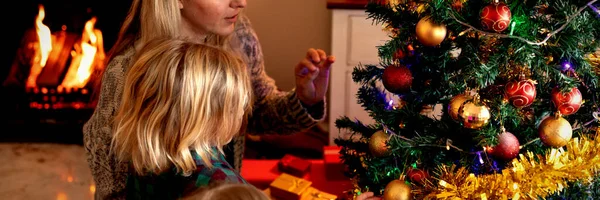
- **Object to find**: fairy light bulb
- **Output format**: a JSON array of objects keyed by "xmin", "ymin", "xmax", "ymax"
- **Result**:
[
  {"xmin": 588, "ymin": 4, "xmax": 600, "ymax": 16},
  {"xmin": 439, "ymin": 180, "xmax": 448, "ymax": 187},
  {"xmin": 509, "ymin": 21, "xmax": 516, "ymax": 35}
]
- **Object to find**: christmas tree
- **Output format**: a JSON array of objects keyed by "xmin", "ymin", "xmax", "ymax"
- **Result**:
[{"xmin": 333, "ymin": 0, "xmax": 600, "ymax": 199}]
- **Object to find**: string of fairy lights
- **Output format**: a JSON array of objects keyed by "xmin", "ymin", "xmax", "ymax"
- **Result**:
[
  {"xmin": 380, "ymin": 102, "xmax": 599, "ymax": 166},
  {"xmin": 450, "ymin": 0, "xmax": 598, "ymax": 46},
  {"xmin": 347, "ymin": 0, "xmax": 600, "ymax": 198},
  {"xmin": 377, "ymin": 0, "xmax": 600, "ymax": 155}
]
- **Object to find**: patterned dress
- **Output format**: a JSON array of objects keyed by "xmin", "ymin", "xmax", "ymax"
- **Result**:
[{"xmin": 126, "ymin": 149, "xmax": 246, "ymax": 200}]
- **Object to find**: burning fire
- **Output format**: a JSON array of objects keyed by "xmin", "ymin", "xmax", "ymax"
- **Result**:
[
  {"xmin": 26, "ymin": 5, "xmax": 53, "ymax": 88},
  {"xmin": 61, "ymin": 17, "xmax": 105, "ymax": 88},
  {"xmin": 26, "ymin": 4, "xmax": 105, "ymax": 89}
]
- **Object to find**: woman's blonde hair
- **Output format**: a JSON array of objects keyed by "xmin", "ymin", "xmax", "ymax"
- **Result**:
[
  {"xmin": 92, "ymin": 0, "xmax": 233, "ymax": 101},
  {"xmin": 111, "ymin": 37, "xmax": 252, "ymax": 175},
  {"xmin": 109, "ymin": 0, "xmax": 230, "ymax": 58},
  {"xmin": 182, "ymin": 183, "xmax": 270, "ymax": 200}
]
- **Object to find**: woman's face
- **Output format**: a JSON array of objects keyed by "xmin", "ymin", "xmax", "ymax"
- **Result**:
[{"xmin": 179, "ymin": 0, "xmax": 246, "ymax": 37}]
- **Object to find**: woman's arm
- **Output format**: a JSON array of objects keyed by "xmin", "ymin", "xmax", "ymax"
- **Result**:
[
  {"xmin": 82, "ymin": 50, "xmax": 133, "ymax": 200},
  {"xmin": 231, "ymin": 15, "xmax": 326, "ymax": 135}
]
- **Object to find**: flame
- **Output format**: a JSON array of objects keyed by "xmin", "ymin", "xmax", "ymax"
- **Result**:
[
  {"xmin": 60, "ymin": 17, "xmax": 105, "ymax": 89},
  {"xmin": 36, "ymin": 5, "xmax": 52, "ymax": 66},
  {"xmin": 24, "ymin": 5, "xmax": 105, "ymax": 90},
  {"xmin": 26, "ymin": 5, "xmax": 53, "ymax": 88}
]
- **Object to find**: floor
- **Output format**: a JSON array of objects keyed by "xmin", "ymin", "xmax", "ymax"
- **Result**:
[{"xmin": 0, "ymin": 143, "xmax": 94, "ymax": 200}]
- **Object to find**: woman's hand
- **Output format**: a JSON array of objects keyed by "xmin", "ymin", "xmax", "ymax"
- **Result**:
[
  {"xmin": 294, "ymin": 48, "xmax": 335, "ymax": 106},
  {"xmin": 355, "ymin": 192, "xmax": 381, "ymax": 200}
]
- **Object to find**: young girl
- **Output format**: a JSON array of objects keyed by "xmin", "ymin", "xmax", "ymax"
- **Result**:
[
  {"xmin": 111, "ymin": 37, "xmax": 253, "ymax": 199},
  {"xmin": 181, "ymin": 183, "xmax": 270, "ymax": 200}
]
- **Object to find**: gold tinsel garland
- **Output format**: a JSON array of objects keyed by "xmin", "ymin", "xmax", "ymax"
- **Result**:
[
  {"xmin": 588, "ymin": 50, "xmax": 599, "ymax": 76},
  {"xmin": 424, "ymin": 130, "xmax": 600, "ymax": 200}
]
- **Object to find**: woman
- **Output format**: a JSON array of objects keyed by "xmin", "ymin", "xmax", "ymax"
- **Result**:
[{"xmin": 83, "ymin": 0, "xmax": 334, "ymax": 199}]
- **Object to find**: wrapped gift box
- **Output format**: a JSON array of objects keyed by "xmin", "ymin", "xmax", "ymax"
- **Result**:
[
  {"xmin": 278, "ymin": 154, "xmax": 312, "ymax": 177},
  {"xmin": 300, "ymin": 187, "xmax": 338, "ymax": 200},
  {"xmin": 269, "ymin": 173, "xmax": 312, "ymax": 200},
  {"xmin": 264, "ymin": 186, "xmax": 338, "ymax": 200},
  {"xmin": 242, "ymin": 159, "xmax": 352, "ymax": 198},
  {"xmin": 323, "ymin": 146, "xmax": 345, "ymax": 180}
]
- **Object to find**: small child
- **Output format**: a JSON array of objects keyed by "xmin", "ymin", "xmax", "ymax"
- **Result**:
[
  {"xmin": 181, "ymin": 183, "xmax": 270, "ymax": 200},
  {"xmin": 111, "ymin": 37, "xmax": 253, "ymax": 199}
]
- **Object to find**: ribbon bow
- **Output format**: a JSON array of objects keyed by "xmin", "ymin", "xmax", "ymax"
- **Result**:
[{"xmin": 284, "ymin": 177, "xmax": 305, "ymax": 192}]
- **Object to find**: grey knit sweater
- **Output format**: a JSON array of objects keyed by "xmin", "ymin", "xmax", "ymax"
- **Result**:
[{"xmin": 82, "ymin": 15, "xmax": 325, "ymax": 199}]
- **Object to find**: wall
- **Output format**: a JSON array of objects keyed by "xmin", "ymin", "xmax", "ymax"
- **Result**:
[{"xmin": 244, "ymin": 0, "xmax": 332, "ymax": 92}]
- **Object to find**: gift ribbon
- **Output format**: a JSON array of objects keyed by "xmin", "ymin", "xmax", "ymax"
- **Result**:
[{"xmin": 281, "ymin": 176, "xmax": 306, "ymax": 192}]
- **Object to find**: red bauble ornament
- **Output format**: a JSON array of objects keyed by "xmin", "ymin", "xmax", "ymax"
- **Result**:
[
  {"xmin": 407, "ymin": 168, "xmax": 429, "ymax": 183},
  {"xmin": 490, "ymin": 131, "xmax": 520, "ymax": 161},
  {"xmin": 382, "ymin": 65, "xmax": 413, "ymax": 94},
  {"xmin": 480, "ymin": 3, "xmax": 512, "ymax": 32},
  {"xmin": 505, "ymin": 76, "xmax": 536, "ymax": 108},
  {"xmin": 551, "ymin": 87, "xmax": 582, "ymax": 115}
]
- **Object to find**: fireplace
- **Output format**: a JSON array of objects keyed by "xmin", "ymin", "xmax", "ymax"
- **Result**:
[{"xmin": 1, "ymin": 1, "xmax": 130, "ymax": 144}]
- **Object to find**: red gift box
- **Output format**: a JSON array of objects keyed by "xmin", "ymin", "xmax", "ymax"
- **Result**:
[
  {"xmin": 323, "ymin": 146, "xmax": 345, "ymax": 180},
  {"xmin": 278, "ymin": 154, "xmax": 312, "ymax": 178}
]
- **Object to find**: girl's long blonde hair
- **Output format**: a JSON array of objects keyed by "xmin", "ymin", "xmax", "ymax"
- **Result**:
[{"xmin": 111, "ymin": 38, "xmax": 252, "ymax": 175}]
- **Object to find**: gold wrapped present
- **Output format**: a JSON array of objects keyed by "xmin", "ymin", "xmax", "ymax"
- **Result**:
[
  {"xmin": 269, "ymin": 173, "xmax": 312, "ymax": 200},
  {"xmin": 300, "ymin": 187, "xmax": 338, "ymax": 200}
]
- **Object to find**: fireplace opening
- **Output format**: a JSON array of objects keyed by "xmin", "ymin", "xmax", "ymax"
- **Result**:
[{"xmin": 1, "ymin": 1, "xmax": 131, "ymax": 144}]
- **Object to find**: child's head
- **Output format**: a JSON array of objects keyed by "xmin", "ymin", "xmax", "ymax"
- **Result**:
[
  {"xmin": 112, "ymin": 37, "xmax": 252, "ymax": 175},
  {"xmin": 181, "ymin": 183, "xmax": 270, "ymax": 200}
]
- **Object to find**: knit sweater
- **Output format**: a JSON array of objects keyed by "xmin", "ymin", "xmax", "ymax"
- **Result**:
[{"xmin": 82, "ymin": 15, "xmax": 325, "ymax": 200}]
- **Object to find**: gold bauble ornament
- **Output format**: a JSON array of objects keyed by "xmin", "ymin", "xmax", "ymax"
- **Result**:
[
  {"xmin": 369, "ymin": 130, "xmax": 390, "ymax": 157},
  {"xmin": 448, "ymin": 93, "xmax": 472, "ymax": 121},
  {"xmin": 383, "ymin": 180, "xmax": 411, "ymax": 200},
  {"xmin": 458, "ymin": 99, "xmax": 491, "ymax": 129},
  {"xmin": 416, "ymin": 16, "xmax": 447, "ymax": 47},
  {"xmin": 539, "ymin": 113, "xmax": 573, "ymax": 147}
]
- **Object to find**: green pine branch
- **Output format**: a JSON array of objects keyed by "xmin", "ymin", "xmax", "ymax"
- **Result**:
[{"xmin": 336, "ymin": 0, "xmax": 600, "ymax": 198}]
